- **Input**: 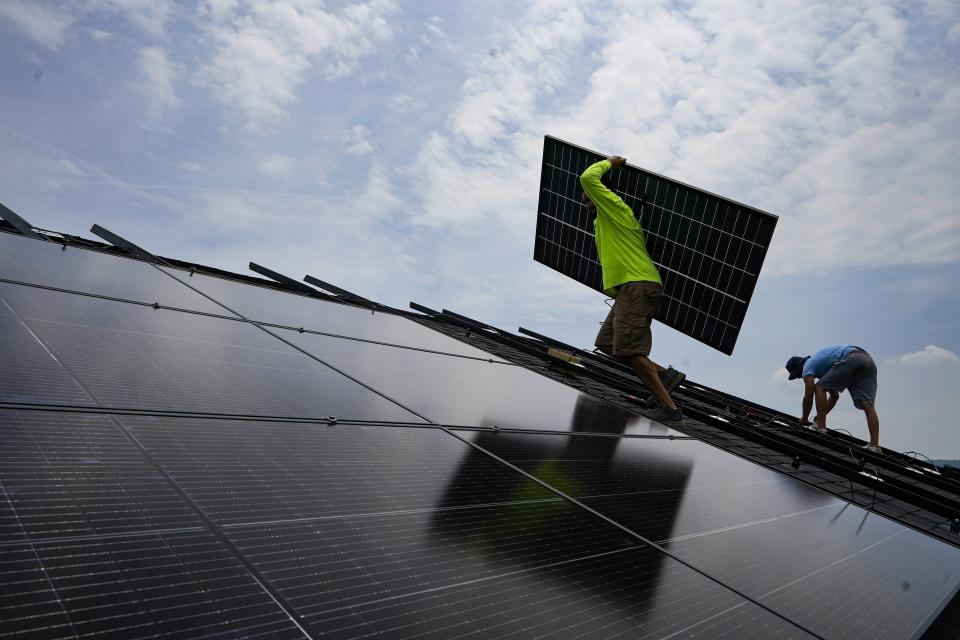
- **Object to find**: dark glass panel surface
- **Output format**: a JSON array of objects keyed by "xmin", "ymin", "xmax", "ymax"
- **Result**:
[
  {"xmin": 667, "ymin": 503, "xmax": 960, "ymax": 639},
  {"xmin": 228, "ymin": 509, "xmax": 812, "ymax": 639},
  {"xmin": 460, "ymin": 430, "xmax": 960, "ymax": 639},
  {"xmin": 0, "ymin": 532, "xmax": 305, "ymax": 639},
  {"xmin": 164, "ymin": 269, "xmax": 500, "ymax": 360},
  {"xmin": 281, "ymin": 326, "xmax": 661, "ymax": 432},
  {"xmin": 0, "ymin": 311, "xmax": 94, "ymax": 406},
  {"xmin": 0, "ymin": 233, "xmax": 224, "ymax": 313},
  {"xmin": 0, "ymin": 410, "xmax": 201, "ymax": 542},
  {"xmin": 0, "ymin": 284, "xmax": 422, "ymax": 423},
  {"xmin": 455, "ymin": 431, "xmax": 834, "ymax": 543},
  {"xmin": 119, "ymin": 417, "xmax": 558, "ymax": 525}
]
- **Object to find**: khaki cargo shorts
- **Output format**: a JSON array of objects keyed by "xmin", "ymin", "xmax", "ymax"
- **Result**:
[{"xmin": 595, "ymin": 281, "xmax": 662, "ymax": 357}]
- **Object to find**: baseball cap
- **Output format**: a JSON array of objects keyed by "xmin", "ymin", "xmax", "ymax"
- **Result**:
[{"xmin": 785, "ymin": 356, "xmax": 809, "ymax": 380}]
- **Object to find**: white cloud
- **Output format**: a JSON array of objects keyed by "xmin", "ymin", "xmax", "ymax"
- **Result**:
[
  {"xmin": 0, "ymin": 1, "xmax": 173, "ymax": 50},
  {"xmin": 889, "ymin": 345, "xmax": 960, "ymax": 366},
  {"xmin": 198, "ymin": 0, "xmax": 398, "ymax": 128},
  {"xmin": 257, "ymin": 153, "xmax": 294, "ymax": 176},
  {"xmin": 203, "ymin": 0, "xmax": 239, "ymax": 22},
  {"xmin": 948, "ymin": 22, "xmax": 960, "ymax": 44},
  {"xmin": 0, "ymin": 1, "xmax": 73, "ymax": 49},
  {"xmin": 405, "ymin": 15, "xmax": 453, "ymax": 61},
  {"xmin": 60, "ymin": 159, "xmax": 85, "ymax": 176},
  {"xmin": 343, "ymin": 125, "xmax": 376, "ymax": 155},
  {"xmin": 387, "ymin": 93, "xmax": 422, "ymax": 114},
  {"xmin": 137, "ymin": 47, "xmax": 181, "ymax": 124},
  {"xmin": 405, "ymin": 0, "xmax": 960, "ymax": 280},
  {"xmin": 96, "ymin": 0, "xmax": 173, "ymax": 38},
  {"xmin": 448, "ymin": 0, "xmax": 588, "ymax": 149},
  {"xmin": 771, "ymin": 367, "xmax": 791, "ymax": 384},
  {"xmin": 180, "ymin": 161, "xmax": 204, "ymax": 172},
  {"xmin": 88, "ymin": 29, "xmax": 113, "ymax": 42}
]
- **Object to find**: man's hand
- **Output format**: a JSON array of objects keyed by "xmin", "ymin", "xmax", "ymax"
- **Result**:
[{"xmin": 607, "ymin": 155, "xmax": 626, "ymax": 168}]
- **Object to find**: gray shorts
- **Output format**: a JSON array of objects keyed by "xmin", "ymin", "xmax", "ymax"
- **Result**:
[{"xmin": 817, "ymin": 350, "xmax": 877, "ymax": 409}]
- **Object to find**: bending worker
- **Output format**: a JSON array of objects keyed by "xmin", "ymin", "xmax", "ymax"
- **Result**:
[
  {"xmin": 785, "ymin": 345, "xmax": 881, "ymax": 453},
  {"xmin": 581, "ymin": 155, "xmax": 685, "ymax": 424}
]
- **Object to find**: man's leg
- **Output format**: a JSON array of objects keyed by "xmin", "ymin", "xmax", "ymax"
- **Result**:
[
  {"xmin": 861, "ymin": 400, "xmax": 880, "ymax": 447},
  {"xmin": 631, "ymin": 355, "xmax": 677, "ymax": 410},
  {"xmin": 814, "ymin": 384, "xmax": 830, "ymax": 429},
  {"xmin": 597, "ymin": 346, "xmax": 677, "ymax": 409}
]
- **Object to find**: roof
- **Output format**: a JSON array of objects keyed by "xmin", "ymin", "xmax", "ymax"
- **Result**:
[{"xmin": 1, "ymin": 219, "xmax": 959, "ymax": 639}]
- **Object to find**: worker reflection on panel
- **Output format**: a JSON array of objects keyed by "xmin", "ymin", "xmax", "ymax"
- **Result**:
[
  {"xmin": 580, "ymin": 155, "xmax": 684, "ymax": 425},
  {"xmin": 785, "ymin": 345, "xmax": 881, "ymax": 453}
]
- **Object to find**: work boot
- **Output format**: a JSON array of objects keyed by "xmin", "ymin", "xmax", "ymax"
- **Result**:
[
  {"xmin": 658, "ymin": 367, "xmax": 686, "ymax": 394},
  {"xmin": 650, "ymin": 405, "xmax": 684, "ymax": 425}
]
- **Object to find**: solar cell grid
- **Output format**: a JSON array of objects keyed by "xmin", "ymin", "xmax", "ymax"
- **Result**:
[
  {"xmin": 668, "ymin": 503, "xmax": 960, "ymax": 639},
  {"xmin": 0, "ymin": 232, "xmax": 225, "ymax": 314},
  {"xmin": 535, "ymin": 135, "xmax": 777, "ymax": 354},
  {"xmin": 0, "ymin": 314, "xmax": 95, "ymax": 406},
  {"xmin": 0, "ymin": 532, "xmax": 306, "ymax": 639},
  {"xmin": 166, "ymin": 269, "xmax": 501, "ymax": 361},
  {"xmin": 279, "ymin": 325, "xmax": 652, "ymax": 431},
  {"xmin": 0, "ymin": 283, "xmax": 424, "ymax": 424},
  {"xmin": 0, "ymin": 410, "xmax": 201, "ymax": 543},
  {"xmin": 227, "ymin": 507, "xmax": 813, "ymax": 639},
  {"xmin": 466, "ymin": 430, "xmax": 960, "ymax": 639},
  {"xmin": 117, "ymin": 417, "xmax": 558, "ymax": 525}
]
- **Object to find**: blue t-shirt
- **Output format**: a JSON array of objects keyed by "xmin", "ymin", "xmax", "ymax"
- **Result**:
[{"xmin": 802, "ymin": 344, "xmax": 862, "ymax": 379}]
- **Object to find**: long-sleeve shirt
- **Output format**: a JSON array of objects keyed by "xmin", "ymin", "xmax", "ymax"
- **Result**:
[{"xmin": 579, "ymin": 160, "xmax": 661, "ymax": 297}]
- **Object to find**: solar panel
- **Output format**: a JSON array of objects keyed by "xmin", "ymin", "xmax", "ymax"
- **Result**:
[
  {"xmin": 0, "ymin": 282, "xmax": 424, "ymax": 424},
  {"xmin": 463, "ymin": 430, "xmax": 960, "ymax": 638},
  {"xmin": 0, "ymin": 232, "xmax": 225, "ymax": 314},
  {"xmin": 165, "ymin": 269, "xmax": 498, "ymax": 360},
  {"xmin": 282, "ymin": 326, "xmax": 655, "ymax": 431},
  {"xmin": 0, "ymin": 531, "xmax": 306, "ymax": 639},
  {"xmin": 2, "ymin": 228, "xmax": 959, "ymax": 638},
  {"xmin": 534, "ymin": 135, "xmax": 778, "ymax": 355}
]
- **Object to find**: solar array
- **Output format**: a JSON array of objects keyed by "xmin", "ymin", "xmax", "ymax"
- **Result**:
[
  {"xmin": 534, "ymin": 135, "xmax": 778, "ymax": 355},
  {"xmin": 1, "ymin": 227, "xmax": 958, "ymax": 639}
]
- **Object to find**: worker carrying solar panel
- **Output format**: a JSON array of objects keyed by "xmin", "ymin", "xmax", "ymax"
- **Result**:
[
  {"xmin": 580, "ymin": 156, "xmax": 685, "ymax": 425},
  {"xmin": 785, "ymin": 346, "xmax": 881, "ymax": 453}
]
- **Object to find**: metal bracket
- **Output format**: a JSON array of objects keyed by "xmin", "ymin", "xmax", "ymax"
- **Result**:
[
  {"xmin": 410, "ymin": 301, "xmax": 441, "ymax": 316},
  {"xmin": 0, "ymin": 201, "xmax": 44, "ymax": 240},
  {"xmin": 303, "ymin": 274, "xmax": 377, "ymax": 311},
  {"xmin": 249, "ymin": 262, "xmax": 320, "ymax": 296},
  {"xmin": 90, "ymin": 224, "xmax": 170, "ymax": 266}
]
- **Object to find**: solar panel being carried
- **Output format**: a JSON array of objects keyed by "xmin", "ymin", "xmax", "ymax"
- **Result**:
[{"xmin": 534, "ymin": 135, "xmax": 778, "ymax": 355}]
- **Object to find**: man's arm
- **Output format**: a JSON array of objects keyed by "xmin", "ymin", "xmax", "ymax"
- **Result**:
[
  {"xmin": 580, "ymin": 156, "xmax": 629, "ymax": 213},
  {"xmin": 799, "ymin": 375, "xmax": 815, "ymax": 425}
]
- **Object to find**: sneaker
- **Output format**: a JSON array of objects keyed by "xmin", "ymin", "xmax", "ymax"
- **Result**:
[
  {"xmin": 650, "ymin": 406, "xmax": 684, "ymax": 425},
  {"xmin": 862, "ymin": 444, "xmax": 882, "ymax": 454},
  {"xmin": 658, "ymin": 367, "xmax": 686, "ymax": 393}
]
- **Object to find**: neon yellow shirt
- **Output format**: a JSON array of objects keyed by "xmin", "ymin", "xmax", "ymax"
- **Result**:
[{"xmin": 579, "ymin": 160, "xmax": 661, "ymax": 296}]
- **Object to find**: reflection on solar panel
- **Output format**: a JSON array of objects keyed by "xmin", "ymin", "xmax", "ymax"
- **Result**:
[
  {"xmin": 1, "ymin": 225, "xmax": 958, "ymax": 639},
  {"xmin": 534, "ymin": 135, "xmax": 778, "ymax": 354}
]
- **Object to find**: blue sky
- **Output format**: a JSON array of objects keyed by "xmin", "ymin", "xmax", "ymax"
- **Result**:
[{"xmin": 1, "ymin": 0, "xmax": 958, "ymax": 457}]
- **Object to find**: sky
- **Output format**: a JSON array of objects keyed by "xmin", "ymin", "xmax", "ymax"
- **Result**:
[{"xmin": 0, "ymin": 0, "xmax": 958, "ymax": 457}]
